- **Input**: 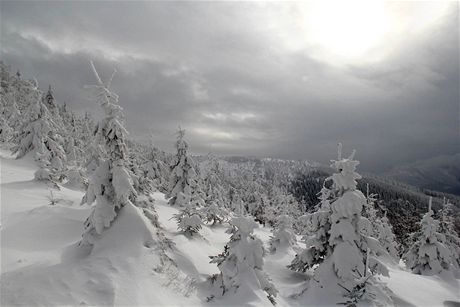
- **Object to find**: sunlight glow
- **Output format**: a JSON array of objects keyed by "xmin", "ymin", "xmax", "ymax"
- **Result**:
[
  {"xmin": 302, "ymin": 0, "xmax": 388, "ymax": 59},
  {"xmin": 275, "ymin": 0, "xmax": 452, "ymax": 64}
]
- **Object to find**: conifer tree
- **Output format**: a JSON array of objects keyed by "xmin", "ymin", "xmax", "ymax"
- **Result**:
[
  {"xmin": 204, "ymin": 158, "xmax": 226, "ymax": 208},
  {"xmin": 166, "ymin": 128, "xmax": 198, "ymax": 207},
  {"xmin": 289, "ymin": 185, "xmax": 332, "ymax": 273},
  {"xmin": 363, "ymin": 184, "xmax": 399, "ymax": 259},
  {"xmin": 0, "ymin": 99, "xmax": 13, "ymax": 142},
  {"xmin": 201, "ymin": 202, "xmax": 229, "ymax": 226},
  {"xmin": 209, "ymin": 215, "xmax": 278, "ymax": 304},
  {"xmin": 403, "ymin": 197, "xmax": 452, "ymax": 275},
  {"xmin": 438, "ymin": 199, "xmax": 460, "ymax": 271},
  {"xmin": 12, "ymin": 83, "xmax": 67, "ymax": 181},
  {"xmin": 173, "ymin": 202, "xmax": 203, "ymax": 236},
  {"xmin": 289, "ymin": 144, "xmax": 392, "ymax": 305},
  {"xmin": 142, "ymin": 144, "xmax": 168, "ymax": 192},
  {"xmin": 377, "ymin": 212, "xmax": 400, "ymax": 260},
  {"xmin": 269, "ymin": 214, "xmax": 297, "ymax": 253},
  {"xmin": 80, "ymin": 62, "xmax": 136, "ymax": 246}
]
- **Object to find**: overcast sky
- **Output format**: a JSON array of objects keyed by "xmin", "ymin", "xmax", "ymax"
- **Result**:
[{"xmin": 1, "ymin": 1, "xmax": 458, "ymax": 172}]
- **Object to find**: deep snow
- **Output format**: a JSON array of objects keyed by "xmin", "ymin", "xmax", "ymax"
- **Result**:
[{"xmin": 1, "ymin": 148, "xmax": 459, "ymax": 306}]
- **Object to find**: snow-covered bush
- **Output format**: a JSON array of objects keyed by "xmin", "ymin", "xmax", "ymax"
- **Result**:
[
  {"xmin": 269, "ymin": 214, "xmax": 297, "ymax": 253},
  {"xmin": 209, "ymin": 215, "xmax": 277, "ymax": 304},
  {"xmin": 403, "ymin": 197, "xmax": 453, "ymax": 275},
  {"xmin": 65, "ymin": 166, "xmax": 89, "ymax": 190}
]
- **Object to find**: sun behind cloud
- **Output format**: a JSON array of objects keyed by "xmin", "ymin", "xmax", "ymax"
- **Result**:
[{"xmin": 275, "ymin": 0, "xmax": 452, "ymax": 65}]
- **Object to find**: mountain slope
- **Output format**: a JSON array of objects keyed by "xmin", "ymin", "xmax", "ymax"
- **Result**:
[
  {"xmin": 1, "ymin": 148, "xmax": 459, "ymax": 306},
  {"xmin": 385, "ymin": 153, "xmax": 460, "ymax": 195}
]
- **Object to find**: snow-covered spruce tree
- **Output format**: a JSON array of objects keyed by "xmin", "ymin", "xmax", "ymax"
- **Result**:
[
  {"xmin": 173, "ymin": 202, "xmax": 203, "ymax": 236},
  {"xmin": 166, "ymin": 128, "xmax": 197, "ymax": 207},
  {"xmin": 167, "ymin": 128, "xmax": 205, "ymax": 235},
  {"xmin": 403, "ymin": 197, "xmax": 453, "ymax": 275},
  {"xmin": 203, "ymin": 158, "xmax": 226, "ymax": 208},
  {"xmin": 208, "ymin": 215, "xmax": 278, "ymax": 304},
  {"xmin": 201, "ymin": 202, "xmax": 229, "ymax": 226},
  {"xmin": 0, "ymin": 67, "xmax": 21, "ymax": 142},
  {"xmin": 12, "ymin": 83, "xmax": 67, "ymax": 181},
  {"xmin": 247, "ymin": 192, "xmax": 267, "ymax": 224},
  {"xmin": 363, "ymin": 184, "xmax": 399, "ymax": 259},
  {"xmin": 127, "ymin": 149, "xmax": 153, "ymax": 195},
  {"xmin": 0, "ymin": 110, "xmax": 13, "ymax": 142},
  {"xmin": 230, "ymin": 191, "xmax": 244, "ymax": 215},
  {"xmin": 142, "ymin": 144, "xmax": 168, "ymax": 192},
  {"xmin": 289, "ymin": 185, "xmax": 333, "ymax": 273},
  {"xmin": 377, "ymin": 212, "xmax": 400, "ymax": 260},
  {"xmin": 264, "ymin": 188, "xmax": 302, "ymax": 228},
  {"xmin": 363, "ymin": 184, "xmax": 379, "ymax": 231},
  {"xmin": 269, "ymin": 214, "xmax": 297, "ymax": 254},
  {"xmin": 191, "ymin": 176, "xmax": 206, "ymax": 208},
  {"xmin": 80, "ymin": 62, "xmax": 137, "ymax": 246},
  {"xmin": 289, "ymin": 144, "xmax": 392, "ymax": 306},
  {"xmin": 174, "ymin": 177, "xmax": 205, "ymax": 235},
  {"xmin": 42, "ymin": 85, "xmax": 62, "ymax": 123},
  {"xmin": 438, "ymin": 199, "xmax": 460, "ymax": 271}
]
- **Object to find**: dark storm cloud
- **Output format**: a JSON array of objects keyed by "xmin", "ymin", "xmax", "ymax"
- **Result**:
[{"xmin": 1, "ymin": 1, "xmax": 458, "ymax": 172}]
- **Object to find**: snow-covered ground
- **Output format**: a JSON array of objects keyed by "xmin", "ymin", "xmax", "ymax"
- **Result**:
[{"xmin": 1, "ymin": 148, "xmax": 459, "ymax": 306}]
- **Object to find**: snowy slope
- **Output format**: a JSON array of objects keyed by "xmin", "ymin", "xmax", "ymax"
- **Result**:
[{"xmin": 1, "ymin": 148, "xmax": 459, "ymax": 306}]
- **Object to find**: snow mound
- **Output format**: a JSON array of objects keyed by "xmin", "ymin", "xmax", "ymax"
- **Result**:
[{"xmin": 1, "ymin": 202, "xmax": 199, "ymax": 306}]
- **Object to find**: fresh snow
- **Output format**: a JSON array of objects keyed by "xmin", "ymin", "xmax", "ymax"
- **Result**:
[{"xmin": 1, "ymin": 148, "xmax": 459, "ymax": 306}]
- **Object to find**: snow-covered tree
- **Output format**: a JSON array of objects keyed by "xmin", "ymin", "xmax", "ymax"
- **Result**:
[
  {"xmin": 190, "ymin": 176, "xmax": 206, "ymax": 208},
  {"xmin": 12, "ymin": 84, "xmax": 67, "ymax": 182},
  {"xmin": 230, "ymin": 191, "xmax": 244, "ymax": 215},
  {"xmin": 438, "ymin": 199, "xmax": 460, "ymax": 271},
  {"xmin": 264, "ymin": 189, "xmax": 302, "ymax": 228},
  {"xmin": 209, "ymin": 215, "xmax": 277, "ymax": 304},
  {"xmin": 203, "ymin": 157, "xmax": 227, "ymax": 208},
  {"xmin": 376, "ymin": 212, "xmax": 400, "ymax": 260},
  {"xmin": 289, "ymin": 185, "xmax": 332, "ymax": 273},
  {"xmin": 289, "ymin": 144, "xmax": 392, "ymax": 306},
  {"xmin": 269, "ymin": 214, "xmax": 297, "ymax": 253},
  {"xmin": 80, "ymin": 62, "xmax": 137, "ymax": 246},
  {"xmin": 166, "ymin": 128, "xmax": 198, "ymax": 207},
  {"xmin": 403, "ymin": 197, "xmax": 452, "ymax": 275},
  {"xmin": 363, "ymin": 184, "xmax": 399, "ymax": 259},
  {"xmin": 142, "ymin": 145, "xmax": 168, "ymax": 192},
  {"xmin": 0, "ymin": 113, "xmax": 13, "ymax": 142},
  {"xmin": 363, "ymin": 184, "xmax": 379, "ymax": 230},
  {"xmin": 42, "ymin": 85, "xmax": 61, "ymax": 120},
  {"xmin": 201, "ymin": 202, "xmax": 229, "ymax": 226},
  {"xmin": 247, "ymin": 192, "xmax": 267, "ymax": 224},
  {"xmin": 173, "ymin": 202, "xmax": 203, "ymax": 236}
]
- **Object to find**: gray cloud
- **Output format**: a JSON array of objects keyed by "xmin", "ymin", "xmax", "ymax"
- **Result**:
[{"xmin": 1, "ymin": 1, "xmax": 458, "ymax": 172}]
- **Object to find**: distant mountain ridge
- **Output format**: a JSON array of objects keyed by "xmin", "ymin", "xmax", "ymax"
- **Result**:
[{"xmin": 384, "ymin": 153, "xmax": 460, "ymax": 196}]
